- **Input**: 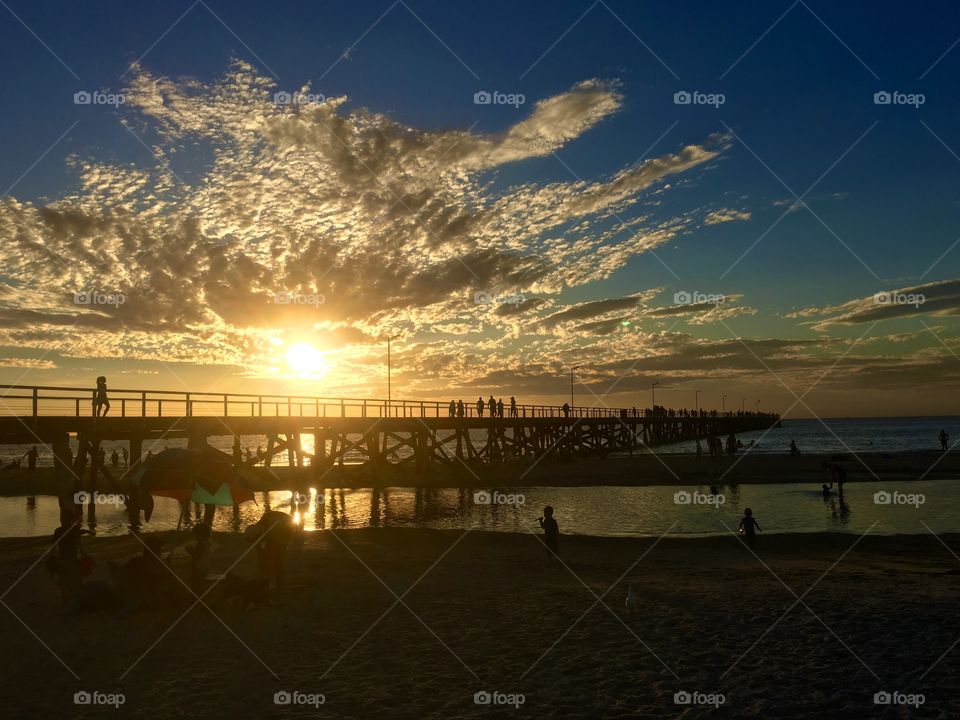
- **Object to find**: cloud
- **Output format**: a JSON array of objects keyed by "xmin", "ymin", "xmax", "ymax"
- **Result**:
[
  {"xmin": 704, "ymin": 208, "xmax": 751, "ymax": 225},
  {"xmin": 789, "ymin": 279, "xmax": 960, "ymax": 329}
]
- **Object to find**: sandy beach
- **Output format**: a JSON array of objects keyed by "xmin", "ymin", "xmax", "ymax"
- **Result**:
[
  {"xmin": 2, "ymin": 451, "xmax": 958, "ymax": 498},
  {"xmin": 1, "ymin": 527, "xmax": 957, "ymax": 718}
]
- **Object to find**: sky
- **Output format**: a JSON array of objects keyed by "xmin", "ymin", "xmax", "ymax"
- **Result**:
[{"xmin": 1, "ymin": 0, "xmax": 959, "ymax": 418}]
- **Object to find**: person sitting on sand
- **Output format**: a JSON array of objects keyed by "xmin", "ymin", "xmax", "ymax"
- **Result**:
[
  {"xmin": 738, "ymin": 508, "xmax": 762, "ymax": 547},
  {"xmin": 244, "ymin": 510, "xmax": 296, "ymax": 590},
  {"xmin": 538, "ymin": 506, "xmax": 560, "ymax": 557}
]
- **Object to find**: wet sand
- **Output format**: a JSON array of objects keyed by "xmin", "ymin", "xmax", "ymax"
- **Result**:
[
  {"xmin": 2, "ymin": 450, "xmax": 958, "ymax": 496},
  {"xmin": 1, "ymin": 528, "xmax": 958, "ymax": 718}
]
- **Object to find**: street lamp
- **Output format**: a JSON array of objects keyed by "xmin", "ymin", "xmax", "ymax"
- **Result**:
[
  {"xmin": 651, "ymin": 381, "xmax": 660, "ymax": 408},
  {"xmin": 570, "ymin": 365, "xmax": 581, "ymax": 408},
  {"xmin": 385, "ymin": 334, "xmax": 400, "ymax": 411}
]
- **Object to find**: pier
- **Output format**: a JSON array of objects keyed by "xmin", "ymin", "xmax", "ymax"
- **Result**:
[{"xmin": 0, "ymin": 384, "xmax": 780, "ymax": 497}]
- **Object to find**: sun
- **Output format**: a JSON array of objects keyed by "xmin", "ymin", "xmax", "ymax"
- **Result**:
[{"xmin": 284, "ymin": 342, "xmax": 329, "ymax": 378}]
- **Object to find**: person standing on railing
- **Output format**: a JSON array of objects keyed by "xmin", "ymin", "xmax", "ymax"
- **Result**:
[{"xmin": 94, "ymin": 376, "xmax": 110, "ymax": 417}]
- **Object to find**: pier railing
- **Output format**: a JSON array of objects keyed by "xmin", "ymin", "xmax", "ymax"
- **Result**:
[{"xmin": 0, "ymin": 384, "xmax": 780, "ymax": 423}]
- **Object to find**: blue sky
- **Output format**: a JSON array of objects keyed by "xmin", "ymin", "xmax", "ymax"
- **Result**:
[{"xmin": 1, "ymin": 0, "xmax": 959, "ymax": 416}]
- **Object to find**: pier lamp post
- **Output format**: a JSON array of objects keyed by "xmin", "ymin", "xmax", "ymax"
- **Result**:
[
  {"xmin": 651, "ymin": 381, "xmax": 659, "ymax": 409},
  {"xmin": 570, "ymin": 365, "xmax": 581, "ymax": 409},
  {"xmin": 722, "ymin": 394, "xmax": 727, "ymax": 414},
  {"xmin": 385, "ymin": 334, "xmax": 400, "ymax": 414}
]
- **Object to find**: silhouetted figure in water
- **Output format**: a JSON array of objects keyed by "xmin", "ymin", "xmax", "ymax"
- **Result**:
[
  {"xmin": 939, "ymin": 429, "xmax": 949, "ymax": 451},
  {"xmin": 510, "ymin": 396, "xmax": 517, "ymax": 417},
  {"xmin": 538, "ymin": 505, "xmax": 559, "ymax": 557},
  {"xmin": 94, "ymin": 376, "xmax": 110, "ymax": 417},
  {"xmin": 121, "ymin": 447, "xmax": 129, "ymax": 466},
  {"xmin": 695, "ymin": 439, "xmax": 702, "ymax": 461},
  {"xmin": 726, "ymin": 433, "xmax": 738, "ymax": 455},
  {"xmin": 448, "ymin": 400, "xmax": 455, "ymax": 417},
  {"xmin": 789, "ymin": 440, "xmax": 801, "ymax": 456},
  {"xmin": 476, "ymin": 397, "xmax": 484, "ymax": 417},
  {"xmin": 110, "ymin": 450, "xmax": 119, "ymax": 468},
  {"xmin": 25, "ymin": 446, "xmax": 38, "ymax": 473},
  {"xmin": 738, "ymin": 507, "xmax": 762, "ymax": 547},
  {"xmin": 822, "ymin": 483, "xmax": 831, "ymax": 498}
]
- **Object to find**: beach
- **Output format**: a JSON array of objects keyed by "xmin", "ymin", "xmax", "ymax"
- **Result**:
[{"xmin": 1, "ymin": 528, "xmax": 956, "ymax": 718}]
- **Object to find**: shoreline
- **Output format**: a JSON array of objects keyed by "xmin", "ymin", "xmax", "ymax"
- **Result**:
[{"xmin": 2, "ymin": 450, "xmax": 957, "ymax": 496}]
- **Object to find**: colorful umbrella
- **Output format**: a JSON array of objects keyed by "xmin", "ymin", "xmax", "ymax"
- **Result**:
[{"xmin": 129, "ymin": 447, "xmax": 255, "ymax": 521}]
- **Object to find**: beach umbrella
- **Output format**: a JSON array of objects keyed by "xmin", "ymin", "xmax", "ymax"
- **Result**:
[{"xmin": 129, "ymin": 447, "xmax": 255, "ymax": 521}]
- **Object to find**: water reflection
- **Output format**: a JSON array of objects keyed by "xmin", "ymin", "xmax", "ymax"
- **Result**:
[{"xmin": 0, "ymin": 481, "xmax": 954, "ymax": 538}]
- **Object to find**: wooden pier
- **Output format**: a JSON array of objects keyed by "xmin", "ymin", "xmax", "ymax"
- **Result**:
[{"xmin": 0, "ymin": 384, "xmax": 780, "ymax": 499}]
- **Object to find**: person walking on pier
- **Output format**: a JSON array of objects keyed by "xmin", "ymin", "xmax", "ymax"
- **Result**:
[
  {"xmin": 510, "ymin": 396, "xmax": 517, "ymax": 417},
  {"xmin": 939, "ymin": 429, "xmax": 949, "ymax": 451},
  {"xmin": 457, "ymin": 399, "xmax": 464, "ymax": 418},
  {"xmin": 93, "ymin": 376, "xmax": 110, "ymax": 417},
  {"xmin": 538, "ymin": 506, "xmax": 560, "ymax": 557},
  {"xmin": 476, "ymin": 397, "xmax": 484, "ymax": 417},
  {"xmin": 488, "ymin": 395, "xmax": 496, "ymax": 417},
  {"xmin": 448, "ymin": 400, "xmax": 455, "ymax": 417},
  {"xmin": 497, "ymin": 398, "xmax": 504, "ymax": 418},
  {"xmin": 562, "ymin": 402, "xmax": 570, "ymax": 418}
]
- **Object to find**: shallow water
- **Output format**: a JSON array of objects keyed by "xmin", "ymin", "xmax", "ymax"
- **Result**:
[{"xmin": 2, "ymin": 479, "xmax": 955, "ymax": 539}]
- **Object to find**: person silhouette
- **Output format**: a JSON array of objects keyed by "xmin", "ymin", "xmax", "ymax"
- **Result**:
[
  {"xmin": 487, "ymin": 395, "xmax": 496, "ymax": 417},
  {"xmin": 738, "ymin": 508, "xmax": 762, "ymax": 547},
  {"xmin": 476, "ymin": 397, "xmax": 484, "ymax": 417},
  {"xmin": 562, "ymin": 402, "xmax": 570, "ymax": 418},
  {"xmin": 497, "ymin": 398, "xmax": 504, "ymax": 417},
  {"xmin": 538, "ymin": 506, "xmax": 559, "ymax": 557},
  {"xmin": 457, "ymin": 399, "xmax": 464, "ymax": 418},
  {"xmin": 939, "ymin": 429, "xmax": 949, "ymax": 451},
  {"xmin": 448, "ymin": 400, "xmax": 455, "ymax": 417},
  {"xmin": 510, "ymin": 396, "xmax": 517, "ymax": 417},
  {"xmin": 94, "ymin": 376, "xmax": 110, "ymax": 417}
]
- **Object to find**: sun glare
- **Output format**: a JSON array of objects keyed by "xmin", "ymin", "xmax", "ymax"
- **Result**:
[{"xmin": 284, "ymin": 342, "xmax": 329, "ymax": 378}]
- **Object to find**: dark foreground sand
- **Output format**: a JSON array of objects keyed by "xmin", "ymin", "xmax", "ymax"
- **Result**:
[
  {"xmin": 1, "ymin": 528, "xmax": 959, "ymax": 718},
  {"xmin": 4, "ymin": 450, "xmax": 959, "ymax": 497}
]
